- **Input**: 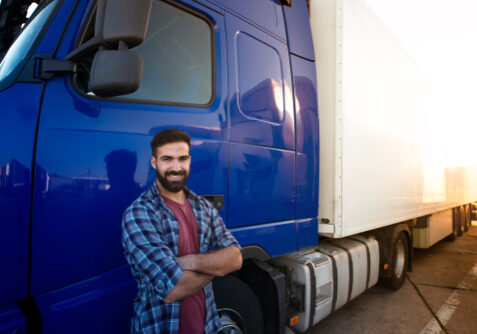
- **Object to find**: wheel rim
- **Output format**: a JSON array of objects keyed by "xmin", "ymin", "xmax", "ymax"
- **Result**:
[
  {"xmin": 217, "ymin": 308, "xmax": 245, "ymax": 334},
  {"xmin": 394, "ymin": 239, "xmax": 405, "ymax": 278}
]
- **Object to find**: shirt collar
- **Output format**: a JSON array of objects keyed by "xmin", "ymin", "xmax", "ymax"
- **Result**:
[{"xmin": 150, "ymin": 182, "xmax": 201, "ymax": 210}]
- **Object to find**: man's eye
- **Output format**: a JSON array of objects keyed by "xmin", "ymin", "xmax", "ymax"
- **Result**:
[
  {"xmin": 161, "ymin": 157, "xmax": 171, "ymax": 162},
  {"xmin": 179, "ymin": 156, "xmax": 190, "ymax": 162}
]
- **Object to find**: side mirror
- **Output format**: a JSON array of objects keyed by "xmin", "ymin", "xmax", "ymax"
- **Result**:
[
  {"xmin": 95, "ymin": 0, "xmax": 153, "ymax": 48},
  {"xmin": 67, "ymin": 0, "xmax": 152, "ymax": 97},
  {"xmin": 90, "ymin": 48, "xmax": 143, "ymax": 98},
  {"xmin": 68, "ymin": 0, "xmax": 152, "ymax": 58}
]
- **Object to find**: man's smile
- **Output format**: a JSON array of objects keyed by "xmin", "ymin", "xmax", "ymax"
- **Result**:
[
  {"xmin": 165, "ymin": 170, "xmax": 187, "ymax": 182},
  {"xmin": 167, "ymin": 174, "xmax": 184, "ymax": 181}
]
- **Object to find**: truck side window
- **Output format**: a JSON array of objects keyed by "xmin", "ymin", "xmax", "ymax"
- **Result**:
[
  {"xmin": 76, "ymin": 0, "xmax": 213, "ymax": 106},
  {"xmin": 0, "ymin": 0, "xmax": 58, "ymax": 83}
]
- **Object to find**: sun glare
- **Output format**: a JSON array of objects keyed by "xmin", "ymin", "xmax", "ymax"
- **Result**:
[{"xmin": 367, "ymin": 0, "xmax": 477, "ymax": 168}]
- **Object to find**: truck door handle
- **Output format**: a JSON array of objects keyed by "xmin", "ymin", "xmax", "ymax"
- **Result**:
[{"xmin": 202, "ymin": 195, "xmax": 224, "ymax": 210}]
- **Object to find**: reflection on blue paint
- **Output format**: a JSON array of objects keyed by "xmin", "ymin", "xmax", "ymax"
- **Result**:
[
  {"xmin": 0, "ymin": 83, "xmax": 43, "ymax": 306},
  {"xmin": 232, "ymin": 220, "xmax": 297, "ymax": 258},
  {"xmin": 36, "ymin": 265, "xmax": 136, "ymax": 334},
  {"xmin": 228, "ymin": 142, "xmax": 295, "ymax": 228},
  {"xmin": 0, "ymin": 303, "xmax": 27, "ymax": 333}
]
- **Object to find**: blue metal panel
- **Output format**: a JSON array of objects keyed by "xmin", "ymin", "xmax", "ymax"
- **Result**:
[
  {"xmin": 231, "ymin": 220, "xmax": 297, "ymax": 258},
  {"xmin": 283, "ymin": 0, "xmax": 315, "ymax": 61},
  {"xmin": 36, "ymin": 265, "xmax": 136, "ymax": 334},
  {"xmin": 31, "ymin": 88, "xmax": 228, "ymax": 295},
  {"xmin": 296, "ymin": 218, "xmax": 318, "ymax": 249},
  {"xmin": 210, "ymin": 0, "xmax": 286, "ymax": 41},
  {"xmin": 292, "ymin": 55, "xmax": 319, "ymax": 219},
  {"xmin": 228, "ymin": 142, "xmax": 294, "ymax": 228},
  {"xmin": 0, "ymin": 83, "xmax": 43, "ymax": 305},
  {"xmin": 31, "ymin": 128, "xmax": 148, "ymax": 295},
  {"xmin": 31, "ymin": 3, "xmax": 228, "ymax": 299},
  {"xmin": 0, "ymin": 303, "xmax": 27, "ymax": 334},
  {"xmin": 34, "ymin": 0, "xmax": 79, "ymax": 55},
  {"xmin": 227, "ymin": 12, "xmax": 295, "ymax": 151},
  {"xmin": 51, "ymin": 0, "xmax": 93, "ymax": 59}
]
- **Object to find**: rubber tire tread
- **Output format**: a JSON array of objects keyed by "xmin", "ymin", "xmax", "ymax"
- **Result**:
[
  {"xmin": 382, "ymin": 232, "xmax": 409, "ymax": 290},
  {"xmin": 213, "ymin": 275, "xmax": 264, "ymax": 334},
  {"xmin": 464, "ymin": 205, "xmax": 470, "ymax": 232},
  {"xmin": 458, "ymin": 206, "xmax": 464, "ymax": 236},
  {"xmin": 447, "ymin": 208, "xmax": 459, "ymax": 241}
]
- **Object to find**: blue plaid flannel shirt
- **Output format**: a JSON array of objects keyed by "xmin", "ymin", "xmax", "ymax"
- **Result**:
[{"xmin": 122, "ymin": 183, "xmax": 240, "ymax": 333}]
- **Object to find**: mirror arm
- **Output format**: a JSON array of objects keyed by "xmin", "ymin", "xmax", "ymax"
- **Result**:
[
  {"xmin": 118, "ymin": 41, "xmax": 128, "ymax": 51},
  {"xmin": 40, "ymin": 58, "xmax": 77, "ymax": 80}
]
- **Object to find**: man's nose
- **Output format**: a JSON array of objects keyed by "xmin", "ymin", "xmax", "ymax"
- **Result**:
[{"xmin": 169, "ymin": 159, "xmax": 182, "ymax": 169}]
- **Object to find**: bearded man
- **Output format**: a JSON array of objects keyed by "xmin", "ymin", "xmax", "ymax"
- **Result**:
[{"xmin": 122, "ymin": 129, "xmax": 242, "ymax": 334}]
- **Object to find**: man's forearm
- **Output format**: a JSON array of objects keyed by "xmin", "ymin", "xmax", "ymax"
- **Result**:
[
  {"xmin": 164, "ymin": 247, "xmax": 241, "ymax": 303},
  {"xmin": 177, "ymin": 246, "xmax": 242, "ymax": 277},
  {"xmin": 163, "ymin": 270, "xmax": 213, "ymax": 303}
]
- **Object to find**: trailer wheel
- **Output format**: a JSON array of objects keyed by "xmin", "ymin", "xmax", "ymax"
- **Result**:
[
  {"xmin": 458, "ymin": 206, "xmax": 465, "ymax": 236},
  {"xmin": 213, "ymin": 275, "xmax": 264, "ymax": 334},
  {"xmin": 464, "ymin": 204, "xmax": 471, "ymax": 231},
  {"xmin": 382, "ymin": 232, "xmax": 409, "ymax": 290},
  {"xmin": 447, "ymin": 208, "xmax": 459, "ymax": 241}
]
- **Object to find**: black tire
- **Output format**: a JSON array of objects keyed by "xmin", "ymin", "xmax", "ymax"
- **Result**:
[
  {"xmin": 448, "ymin": 208, "xmax": 459, "ymax": 241},
  {"xmin": 382, "ymin": 232, "xmax": 409, "ymax": 290},
  {"xmin": 458, "ymin": 206, "xmax": 465, "ymax": 236},
  {"xmin": 213, "ymin": 275, "xmax": 264, "ymax": 334},
  {"xmin": 464, "ymin": 204, "xmax": 471, "ymax": 231}
]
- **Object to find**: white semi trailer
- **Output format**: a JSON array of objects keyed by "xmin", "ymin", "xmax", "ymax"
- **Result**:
[{"xmin": 269, "ymin": 1, "xmax": 477, "ymax": 332}]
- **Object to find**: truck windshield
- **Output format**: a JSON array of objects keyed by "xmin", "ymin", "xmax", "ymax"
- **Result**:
[{"xmin": 0, "ymin": 0, "xmax": 58, "ymax": 83}]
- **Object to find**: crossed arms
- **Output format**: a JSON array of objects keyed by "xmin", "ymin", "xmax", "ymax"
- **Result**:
[
  {"xmin": 163, "ymin": 246, "xmax": 242, "ymax": 303},
  {"xmin": 122, "ymin": 199, "xmax": 242, "ymax": 304}
]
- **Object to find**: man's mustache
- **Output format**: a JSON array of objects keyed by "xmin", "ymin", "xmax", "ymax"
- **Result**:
[{"xmin": 165, "ymin": 170, "xmax": 187, "ymax": 177}]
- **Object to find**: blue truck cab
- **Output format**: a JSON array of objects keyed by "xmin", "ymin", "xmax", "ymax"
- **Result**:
[{"xmin": 0, "ymin": 0, "xmax": 318, "ymax": 332}]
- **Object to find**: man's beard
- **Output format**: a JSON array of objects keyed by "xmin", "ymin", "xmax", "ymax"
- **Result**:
[{"xmin": 156, "ymin": 169, "xmax": 189, "ymax": 193}]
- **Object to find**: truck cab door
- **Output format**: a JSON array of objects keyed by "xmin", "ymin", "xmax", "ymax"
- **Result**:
[
  {"xmin": 29, "ymin": 0, "xmax": 227, "ymax": 332},
  {"xmin": 0, "ymin": 0, "xmax": 74, "ymax": 330},
  {"xmin": 222, "ymin": 0, "xmax": 297, "ymax": 255}
]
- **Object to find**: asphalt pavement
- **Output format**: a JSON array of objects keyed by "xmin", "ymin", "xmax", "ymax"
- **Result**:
[{"xmin": 290, "ymin": 222, "xmax": 477, "ymax": 334}]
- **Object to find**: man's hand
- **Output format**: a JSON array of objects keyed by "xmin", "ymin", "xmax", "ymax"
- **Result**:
[
  {"xmin": 163, "ymin": 271, "xmax": 212, "ymax": 303},
  {"xmin": 176, "ymin": 255, "xmax": 194, "ymax": 271},
  {"xmin": 176, "ymin": 246, "xmax": 242, "ymax": 277},
  {"xmin": 164, "ymin": 247, "xmax": 242, "ymax": 303}
]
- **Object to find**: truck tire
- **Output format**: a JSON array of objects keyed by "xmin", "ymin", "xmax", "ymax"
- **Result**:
[
  {"xmin": 458, "ymin": 206, "xmax": 465, "ymax": 236},
  {"xmin": 448, "ymin": 208, "xmax": 459, "ymax": 241},
  {"xmin": 464, "ymin": 204, "xmax": 471, "ymax": 231},
  {"xmin": 382, "ymin": 232, "xmax": 409, "ymax": 290},
  {"xmin": 213, "ymin": 275, "xmax": 264, "ymax": 334}
]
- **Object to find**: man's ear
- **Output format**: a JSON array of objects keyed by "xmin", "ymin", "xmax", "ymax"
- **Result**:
[{"xmin": 150, "ymin": 155, "xmax": 157, "ymax": 170}]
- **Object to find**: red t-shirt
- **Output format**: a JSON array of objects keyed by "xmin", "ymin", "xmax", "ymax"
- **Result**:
[{"xmin": 164, "ymin": 196, "xmax": 206, "ymax": 334}]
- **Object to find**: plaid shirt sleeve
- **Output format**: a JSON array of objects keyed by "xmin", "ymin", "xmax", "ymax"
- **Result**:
[
  {"xmin": 122, "ymin": 201, "xmax": 183, "ymax": 300},
  {"xmin": 207, "ymin": 202, "xmax": 241, "ymax": 251}
]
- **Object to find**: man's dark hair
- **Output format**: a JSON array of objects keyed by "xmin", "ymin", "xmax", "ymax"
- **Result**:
[{"xmin": 150, "ymin": 129, "xmax": 191, "ymax": 156}]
